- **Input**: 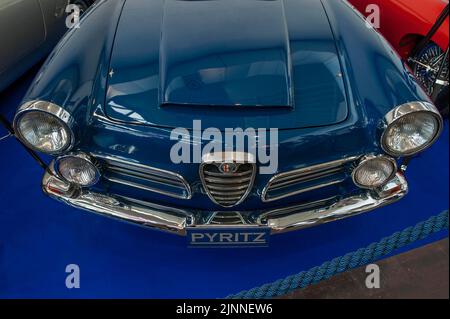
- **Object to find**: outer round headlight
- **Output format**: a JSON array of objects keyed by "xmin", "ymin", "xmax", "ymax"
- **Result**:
[
  {"xmin": 13, "ymin": 101, "xmax": 74, "ymax": 154},
  {"xmin": 381, "ymin": 102, "xmax": 443, "ymax": 157},
  {"xmin": 56, "ymin": 153, "xmax": 100, "ymax": 187},
  {"xmin": 352, "ymin": 155, "xmax": 397, "ymax": 189}
]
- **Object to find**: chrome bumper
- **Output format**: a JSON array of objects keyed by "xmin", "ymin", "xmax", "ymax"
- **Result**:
[{"xmin": 42, "ymin": 166, "xmax": 408, "ymax": 236}]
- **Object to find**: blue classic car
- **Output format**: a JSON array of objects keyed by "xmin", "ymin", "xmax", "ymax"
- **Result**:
[{"xmin": 12, "ymin": 0, "xmax": 443, "ymax": 246}]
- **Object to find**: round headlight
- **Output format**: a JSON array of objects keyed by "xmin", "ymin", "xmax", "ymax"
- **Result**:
[
  {"xmin": 352, "ymin": 155, "xmax": 397, "ymax": 189},
  {"xmin": 14, "ymin": 101, "xmax": 74, "ymax": 154},
  {"xmin": 56, "ymin": 153, "xmax": 100, "ymax": 187},
  {"xmin": 381, "ymin": 102, "xmax": 442, "ymax": 157}
]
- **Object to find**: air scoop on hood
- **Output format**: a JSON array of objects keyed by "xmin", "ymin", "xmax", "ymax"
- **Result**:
[
  {"xmin": 105, "ymin": 0, "xmax": 349, "ymax": 130},
  {"xmin": 160, "ymin": 0, "xmax": 292, "ymax": 108}
]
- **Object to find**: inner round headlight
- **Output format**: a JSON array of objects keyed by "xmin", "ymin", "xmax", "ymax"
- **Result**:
[
  {"xmin": 352, "ymin": 155, "xmax": 397, "ymax": 189},
  {"xmin": 14, "ymin": 101, "xmax": 74, "ymax": 154},
  {"xmin": 381, "ymin": 102, "xmax": 442, "ymax": 157},
  {"xmin": 56, "ymin": 153, "xmax": 99, "ymax": 187}
]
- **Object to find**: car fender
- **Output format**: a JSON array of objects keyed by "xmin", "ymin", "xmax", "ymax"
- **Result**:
[{"xmin": 22, "ymin": 0, "xmax": 126, "ymax": 133}]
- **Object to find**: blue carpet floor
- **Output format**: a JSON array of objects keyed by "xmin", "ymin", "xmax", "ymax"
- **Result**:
[{"xmin": 0, "ymin": 67, "xmax": 448, "ymax": 298}]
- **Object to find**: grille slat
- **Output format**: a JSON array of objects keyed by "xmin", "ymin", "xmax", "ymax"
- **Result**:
[
  {"xmin": 206, "ymin": 184, "xmax": 249, "ymax": 191},
  {"xmin": 200, "ymin": 161, "xmax": 256, "ymax": 207},
  {"xmin": 212, "ymin": 195, "xmax": 245, "ymax": 201},
  {"xmin": 204, "ymin": 176, "xmax": 252, "ymax": 184},
  {"xmin": 210, "ymin": 190, "xmax": 248, "ymax": 196},
  {"xmin": 98, "ymin": 157, "xmax": 192, "ymax": 200},
  {"xmin": 203, "ymin": 170, "xmax": 253, "ymax": 177},
  {"xmin": 262, "ymin": 157, "xmax": 359, "ymax": 202}
]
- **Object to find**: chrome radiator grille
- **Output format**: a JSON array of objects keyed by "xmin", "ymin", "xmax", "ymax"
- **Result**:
[
  {"xmin": 200, "ymin": 162, "xmax": 256, "ymax": 207},
  {"xmin": 99, "ymin": 157, "xmax": 192, "ymax": 200},
  {"xmin": 262, "ymin": 157, "xmax": 359, "ymax": 202}
]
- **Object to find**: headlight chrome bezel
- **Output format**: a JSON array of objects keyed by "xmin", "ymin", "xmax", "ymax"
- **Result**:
[
  {"xmin": 55, "ymin": 152, "xmax": 100, "ymax": 187},
  {"xmin": 13, "ymin": 100, "xmax": 76, "ymax": 155},
  {"xmin": 352, "ymin": 154, "xmax": 397, "ymax": 190},
  {"xmin": 381, "ymin": 101, "xmax": 443, "ymax": 157}
]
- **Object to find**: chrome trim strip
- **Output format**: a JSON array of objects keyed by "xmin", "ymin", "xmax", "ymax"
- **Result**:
[
  {"xmin": 0, "ymin": 133, "xmax": 11, "ymax": 142},
  {"xmin": 43, "ymin": 161, "xmax": 408, "ymax": 236},
  {"xmin": 202, "ymin": 151, "xmax": 256, "ymax": 163},
  {"xmin": 101, "ymin": 156, "xmax": 182, "ymax": 178},
  {"xmin": 266, "ymin": 174, "xmax": 408, "ymax": 233},
  {"xmin": 267, "ymin": 178, "xmax": 346, "ymax": 201},
  {"xmin": 261, "ymin": 156, "xmax": 360, "ymax": 202},
  {"xmin": 105, "ymin": 166, "xmax": 186, "ymax": 187},
  {"xmin": 257, "ymin": 196, "xmax": 338, "ymax": 221},
  {"xmin": 105, "ymin": 176, "xmax": 189, "ymax": 199},
  {"xmin": 94, "ymin": 154, "xmax": 193, "ymax": 200},
  {"xmin": 269, "ymin": 167, "xmax": 344, "ymax": 190},
  {"xmin": 381, "ymin": 101, "xmax": 443, "ymax": 157},
  {"xmin": 13, "ymin": 100, "xmax": 76, "ymax": 154},
  {"xmin": 272, "ymin": 158, "xmax": 355, "ymax": 182},
  {"xmin": 435, "ymin": 79, "xmax": 449, "ymax": 86}
]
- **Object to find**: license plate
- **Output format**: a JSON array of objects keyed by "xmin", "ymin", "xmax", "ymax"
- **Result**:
[{"xmin": 186, "ymin": 227, "xmax": 270, "ymax": 248}]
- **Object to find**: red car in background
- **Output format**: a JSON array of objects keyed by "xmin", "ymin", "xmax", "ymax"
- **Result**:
[{"xmin": 350, "ymin": 0, "xmax": 449, "ymax": 116}]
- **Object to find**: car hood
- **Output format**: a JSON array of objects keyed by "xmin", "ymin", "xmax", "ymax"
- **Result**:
[{"xmin": 104, "ymin": 0, "xmax": 349, "ymax": 130}]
